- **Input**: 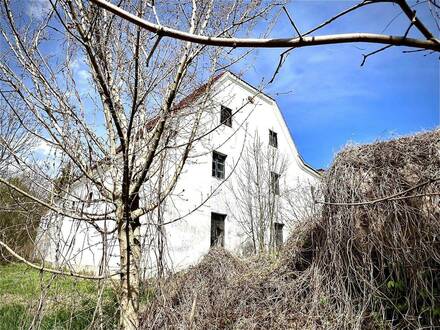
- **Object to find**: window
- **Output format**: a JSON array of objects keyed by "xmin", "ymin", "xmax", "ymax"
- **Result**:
[
  {"xmin": 212, "ymin": 151, "xmax": 227, "ymax": 179},
  {"xmin": 269, "ymin": 130, "xmax": 278, "ymax": 148},
  {"xmin": 220, "ymin": 105, "xmax": 232, "ymax": 127},
  {"xmin": 87, "ymin": 192, "xmax": 93, "ymax": 206},
  {"xmin": 274, "ymin": 223, "xmax": 284, "ymax": 249},
  {"xmin": 271, "ymin": 172, "xmax": 280, "ymax": 195},
  {"xmin": 136, "ymin": 128, "xmax": 144, "ymax": 141},
  {"xmin": 168, "ymin": 129, "xmax": 178, "ymax": 140},
  {"xmin": 211, "ymin": 213, "xmax": 226, "ymax": 247}
]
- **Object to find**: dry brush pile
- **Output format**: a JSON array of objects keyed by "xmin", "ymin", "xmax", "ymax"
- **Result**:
[{"xmin": 140, "ymin": 130, "xmax": 440, "ymax": 329}]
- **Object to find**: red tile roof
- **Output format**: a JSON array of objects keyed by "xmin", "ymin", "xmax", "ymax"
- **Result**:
[{"xmin": 145, "ymin": 72, "xmax": 225, "ymax": 131}]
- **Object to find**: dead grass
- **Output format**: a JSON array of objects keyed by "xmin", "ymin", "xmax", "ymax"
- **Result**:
[{"xmin": 140, "ymin": 129, "xmax": 440, "ymax": 329}]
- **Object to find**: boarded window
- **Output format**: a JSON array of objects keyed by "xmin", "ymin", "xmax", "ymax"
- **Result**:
[
  {"xmin": 212, "ymin": 151, "xmax": 227, "ymax": 179},
  {"xmin": 271, "ymin": 172, "xmax": 280, "ymax": 195},
  {"xmin": 211, "ymin": 213, "xmax": 226, "ymax": 247},
  {"xmin": 274, "ymin": 222, "xmax": 284, "ymax": 249},
  {"xmin": 269, "ymin": 130, "xmax": 278, "ymax": 148},
  {"xmin": 220, "ymin": 105, "xmax": 232, "ymax": 127}
]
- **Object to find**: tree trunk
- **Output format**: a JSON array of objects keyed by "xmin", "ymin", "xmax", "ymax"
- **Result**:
[{"xmin": 117, "ymin": 203, "xmax": 141, "ymax": 330}]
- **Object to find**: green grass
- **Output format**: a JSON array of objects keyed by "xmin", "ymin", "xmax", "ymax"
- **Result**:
[{"xmin": 0, "ymin": 263, "xmax": 119, "ymax": 329}]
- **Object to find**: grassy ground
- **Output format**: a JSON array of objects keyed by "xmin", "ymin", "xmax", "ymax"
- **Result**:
[{"xmin": 0, "ymin": 263, "xmax": 119, "ymax": 329}]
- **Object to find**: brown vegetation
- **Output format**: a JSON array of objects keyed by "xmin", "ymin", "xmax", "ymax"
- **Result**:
[
  {"xmin": 140, "ymin": 129, "xmax": 440, "ymax": 329},
  {"xmin": 0, "ymin": 178, "xmax": 44, "ymax": 263}
]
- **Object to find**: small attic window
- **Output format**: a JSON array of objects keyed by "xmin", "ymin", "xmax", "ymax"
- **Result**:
[{"xmin": 220, "ymin": 105, "xmax": 232, "ymax": 127}]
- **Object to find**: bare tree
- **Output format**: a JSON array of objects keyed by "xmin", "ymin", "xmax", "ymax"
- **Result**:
[
  {"xmin": 227, "ymin": 129, "xmax": 321, "ymax": 256},
  {"xmin": 227, "ymin": 133, "xmax": 288, "ymax": 254},
  {"xmin": 0, "ymin": 0, "xmax": 280, "ymax": 328},
  {"xmin": 0, "ymin": 98, "xmax": 35, "ymax": 176},
  {"xmin": 1, "ymin": 0, "xmax": 435, "ymax": 328}
]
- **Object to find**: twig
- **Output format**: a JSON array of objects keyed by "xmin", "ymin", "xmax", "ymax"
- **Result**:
[
  {"xmin": 302, "ymin": 0, "xmax": 374, "ymax": 36},
  {"xmin": 0, "ymin": 240, "xmax": 119, "ymax": 280},
  {"xmin": 269, "ymin": 47, "xmax": 294, "ymax": 83},
  {"xmin": 282, "ymin": 6, "xmax": 302, "ymax": 39},
  {"xmin": 360, "ymin": 44, "xmax": 392, "ymax": 66},
  {"xmin": 316, "ymin": 177, "xmax": 439, "ymax": 206},
  {"xmin": 146, "ymin": 35, "xmax": 162, "ymax": 67},
  {"xmin": 397, "ymin": 0, "xmax": 440, "ymax": 43},
  {"xmin": 189, "ymin": 292, "xmax": 197, "ymax": 328},
  {"xmin": 361, "ymin": 18, "xmax": 415, "ymax": 66}
]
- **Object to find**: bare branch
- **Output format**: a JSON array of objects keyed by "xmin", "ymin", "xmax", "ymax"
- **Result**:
[
  {"xmin": 269, "ymin": 47, "xmax": 294, "ymax": 83},
  {"xmin": 0, "ymin": 240, "xmax": 119, "ymax": 280},
  {"xmin": 315, "ymin": 177, "xmax": 439, "ymax": 206},
  {"xmin": 282, "ymin": 6, "xmax": 302, "ymax": 39},
  {"xmin": 360, "ymin": 44, "xmax": 393, "ymax": 66},
  {"xmin": 90, "ymin": 0, "xmax": 440, "ymax": 51},
  {"xmin": 397, "ymin": 0, "xmax": 439, "ymax": 42}
]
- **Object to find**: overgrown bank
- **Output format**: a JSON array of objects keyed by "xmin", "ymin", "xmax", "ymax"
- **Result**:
[{"xmin": 140, "ymin": 130, "xmax": 440, "ymax": 329}]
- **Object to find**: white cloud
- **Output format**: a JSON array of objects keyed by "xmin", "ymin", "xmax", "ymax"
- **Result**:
[
  {"xmin": 69, "ymin": 59, "xmax": 81, "ymax": 71},
  {"xmin": 26, "ymin": 0, "xmax": 52, "ymax": 20},
  {"xmin": 35, "ymin": 140, "xmax": 52, "ymax": 155},
  {"xmin": 78, "ymin": 69, "xmax": 91, "ymax": 80},
  {"xmin": 67, "ymin": 56, "xmax": 93, "ymax": 94}
]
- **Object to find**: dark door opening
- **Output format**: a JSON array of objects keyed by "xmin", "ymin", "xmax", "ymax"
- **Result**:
[
  {"xmin": 211, "ymin": 213, "xmax": 226, "ymax": 247},
  {"xmin": 274, "ymin": 222, "xmax": 284, "ymax": 250}
]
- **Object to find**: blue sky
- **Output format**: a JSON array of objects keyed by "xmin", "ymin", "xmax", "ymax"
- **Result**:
[
  {"xmin": 21, "ymin": 0, "xmax": 439, "ymax": 169},
  {"xmin": 237, "ymin": 1, "xmax": 439, "ymax": 169}
]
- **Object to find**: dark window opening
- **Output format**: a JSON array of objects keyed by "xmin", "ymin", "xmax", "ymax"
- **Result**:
[
  {"xmin": 274, "ymin": 222, "xmax": 284, "ymax": 249},
  {"xmin": 169, "ymin": 129, "xmax": 178, "ymax": 139},
  {"xmin": 220, "ymin": 105, "xmax": 232, "ymax": 127},
  {"xmin": 166, "ymin": 129, "xmax": 177, "ymax": 144},
  {"xmin": 211, "ymin": 213, "xmax": 226, "ymax": 247},
  {"xmin": 136, "ymin": 128, "xmax": 144, "ymax": 141},
  {"xmin": 87, "ymin": 192, "xmax": 93, "ymax": 206},
  {"xmin": 269, "ymin": 130, "xmax": 278, "ymax": 148},
  {"xmin": 212, "ymin": 151, "xmax": 227, "ymax": 179},
  {"xmin": 271, "ymin": 172, "xmax": 280, "ymax": 195}
]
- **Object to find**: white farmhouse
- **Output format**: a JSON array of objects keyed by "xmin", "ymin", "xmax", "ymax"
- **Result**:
[{"xmin": 36, "ymin": 72, "xmax": 320, "ymax": 276}]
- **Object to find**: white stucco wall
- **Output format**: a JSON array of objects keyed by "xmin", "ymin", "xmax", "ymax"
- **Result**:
[
  {"xmin": 35, "ymin": 72, "xmax": 320, "ymax": 275},
  {"xmin": 141, "ymin": 72, "xmax": 320, "ymax": 273}
]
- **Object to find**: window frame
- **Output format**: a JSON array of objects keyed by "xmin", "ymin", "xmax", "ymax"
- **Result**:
[
  {"xmin": 269, "ymin": 129, "xmax": 278, "ymax": 148},
  {"xmin": 168, "ymin": 129, "xmax": 178, "ymax": 140},
  {"xmin": 220, "ymin": 105, "xmax": 232, "ymax": 127},
  {"xmin": 87, "ymin": 191, "xmax": 93, "ymax": 207},
  {"xmin": 274, "ymin": 222, "xmax": 284, "ymax": 249},
  {"xmin": 212, "ymin": 151, "xmax": 227, "ymax": 179},
  {"xmin": 270, "ymin": 171, "xmax": 280, "ymax": 195},
  {"xmin": 211, "ymin": 212, "xmax": 226, "ymax": 247}
]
